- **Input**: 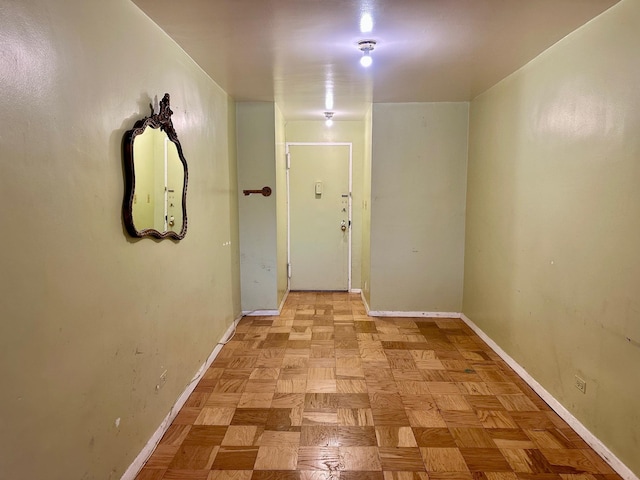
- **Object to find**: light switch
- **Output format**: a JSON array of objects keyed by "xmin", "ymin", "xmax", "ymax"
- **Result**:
[{"xmin": 315, "ymin": 181, "xmax": 323, "ymax": 195}]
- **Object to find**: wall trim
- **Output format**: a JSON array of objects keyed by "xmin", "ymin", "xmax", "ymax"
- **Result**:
[
  {"xmin": 120, "ymin": 314, "xmax": 243, "ymax": 480},
  {"xmin": 242, "ymin": 309, "xmax": 280, "ymax": 316},
  {"xmin": 278, "ymin": 289, "xmax": 290, "ymax": 313},
  {"xmin": 349, "ymin": 288, "xmax": 362, "ymax": 293},
  {"xmin": 460, "ymin": 313, "xmax": 638, "ymax": 480},
  {"xmin": 360, "ymin": 291, "xmax": 371, "ymax": 314},
  {"xmin": 242, "ymin": 288, "xmax": 290, "ymax": 317},
  {"xmin": 242, "ymin": 289, "xmax": 290, "ymax": 317},
  {"xmin": 368, "ymin": 310, "xmax": 461, "ymax": 318}
]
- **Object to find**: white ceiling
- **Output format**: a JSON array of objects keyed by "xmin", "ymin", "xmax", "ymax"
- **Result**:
[{"xmin": 132, "ymin": 0, "xmax": 619, "ymax": 121}]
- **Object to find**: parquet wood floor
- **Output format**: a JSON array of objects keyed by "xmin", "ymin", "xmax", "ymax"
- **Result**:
[{"xmin": 135, "ymin": 292, "xmax": 621, "ymax": 480}]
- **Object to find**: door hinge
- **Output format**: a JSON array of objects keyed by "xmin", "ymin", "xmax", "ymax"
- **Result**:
[
  {"xmin": 287, "ymin": 263, "xmax": 292, "ymax": 278},
  {"xmin": 286, "ymin": 153, "xmax": 291, "ymax": 170}
]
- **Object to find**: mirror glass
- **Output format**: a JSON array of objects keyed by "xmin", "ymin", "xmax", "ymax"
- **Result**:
[
  {"xmin": 122, "ymin": 93, "xmax": 188, "ymax": 240},
  {"xmin": 132, "ymin": 127, "xmax": 184, "ymax": 234}
]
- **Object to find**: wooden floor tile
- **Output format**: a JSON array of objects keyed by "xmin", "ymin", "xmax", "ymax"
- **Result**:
[
  {"xmin": 488, "ymin": 429, "xmax": 537, "ymax": 449},
  {"xmin": 406, "ymin": 409, "xmax": 446, "ymax": 427},
  {"xmin": 160, "ymin": 424, "xmax": 192, "ymax": 446},
  {"xmin": 211, "ymin": 446, "xmax": 259, "ymax": 470},
  {"xmin": 433, "ymin": 394, "xmax": 473, "ymax": 411},
  {"xmin": 336, "ymin": 426, "xmax": 378, "ymax": 446},
  {"xmin": 143, "ymin": 445, "xmax": 179, "ymax": 468},
  {"xmin": 412, "ymin": 428, "xmax": 457, "ymax": 448},
  {"xmin": 382, "ymin": 472, "xmax": 429, "ymax": 480},
  {"xmin": 297, "ymin": 446, "xmax": 341, "ymax": 470},
  {"xmin": 440, "ymin": 410, "xmax": 483, "ymax": 428},
  {"xmin": 259, "ymin": 430, "xmax": 301, "ymax": 446},
  {"xmin": 302, "ymin": 411, "xmax": 338, "ymax": 425},
  {"xmin": 133, "ymin": 468, "xmax": 166, "ymax": 480},
  {"xmin": 305, "ymin": 393, "xmax": 338, "ymax": 411},
  {"xmin": 195, "ymin": 407, "xmax": 236, "ymax": 425},
  {"xmin": 221, "ymin": 426, "xmax": 262, "ymax": 446},
  {"xmin": 168, "ymin": 445, "xmax": 217, "ymax": 469},
  {"xmin": 420, "ymin": 447, "xmax": 469, "ymax": 472},
  {"xmin": 337, "ymin": 393, "xmax": 371, "ymax": 408},
  {"xmin": 450, "ymin": 427, "xmax": 497, "ymax": 448},
  {"xmin": 254, "ymin": 445, "xmax": 299, "ymax": 470},
  {"xmin": 370, "ymin": 393, "xmax": 404, "ymax": 410},
  {"xmin": 337, "ymin": 379, "xmax": 369, "ymax": 393},
  {"xmin": 174, "ymin": 408, "xmax": 204, "ymax": 425},
  {"xmin": 459, "ymin": 447, "xmax": 512, "ymax": 471},
  {"xmin": 250, "ymin": 471, "xmax": 301, "ymax": 480},
  {"xmin": 375, "ymin": 426, "xmax": 418, "ymax": 447},
  {"xmin": 163, "ymin": 469, "xmax": 210, "ymax": 479},
  {"xmin": 377, "ymin": 447, "xmax": 425, "ymax": 471},
  {"xmin": 539, "ymin": 449, "xmax": 598, "ymax": 474},
  {"xmin": 184, "ymin": 426, "xmax": 229, "ymax": 446},
  {"xmin": 238, "ymin": 392, "xmax": 274, "ymax": 408},
  {"xmin": 206, "ymin": 393, "xmax": 243, "ymax": 407},
  {"xmin": 499, "ymin": 448, "xmax": 553, "ymax": 473},
  {"xmin": 300, "ymin": 425, "xmax": 339, "ymax": 446},
  {"xmin": 476, "ymin": 410, "xmax": 519, "ymax": 429},
  {"xmin": 207, "ymin": 471, "xmax": 252, "ymax": 480},
  {"xmin": 271, "ymin": 393, "xmax": 305, "ymax": 409},
  {"xmin": 306, "ymin": 380, "xmax": 337, "ymax": 393},
  {"xmin": 340, "ymin": 446, "xmax": 382, "ymax": 471},
  {"xmin": 133, "ymin": 293, "xmax": 622, "ymax": 480},
  {"xmin": 338, "ymin": 408, "xmax": 375, "ymax": 426},
  {"xmin": 231, "ymin": 408, "xmax": 271, "ymax": 425}
]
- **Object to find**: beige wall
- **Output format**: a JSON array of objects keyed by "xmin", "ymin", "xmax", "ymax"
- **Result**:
[
  {"xmin": 463, "ymin": 0, "xmax": 640, "ymax": 475},
  {"xmin": 370, "ymin": 103, "xmax": 468, "ymax": 312},
  {"xmin": 285, "ymin": 121, "xmax": 367, "ymax": 289},
  {"xmin": 275, "ymin": 104, "xmax": 289, "ymax": 306},
  {"xmin": 0, "ymin": 1, "xmax": 241, "ymax": 478},
  {"xmin": 361, "ymin": 107, "xmax": 373, "ymax": 305},
  {"xmin": 236, "ymin": 103, "xmax": 278, "ymax": 311}
]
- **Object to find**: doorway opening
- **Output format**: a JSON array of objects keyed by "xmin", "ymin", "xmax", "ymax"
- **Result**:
[{"xmin": 286, "ymin": 142, "xmax": 353, "ymax": 291}]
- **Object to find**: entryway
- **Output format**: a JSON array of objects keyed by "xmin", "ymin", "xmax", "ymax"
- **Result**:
[{"xmin": 287, "ymin": 143, "xmax": 352, "ymax": 291}]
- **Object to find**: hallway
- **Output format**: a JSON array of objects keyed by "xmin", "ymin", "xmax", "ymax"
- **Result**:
[{"xmin": 134, "ymin": 292, "xmax": 620, "ymax": 480}]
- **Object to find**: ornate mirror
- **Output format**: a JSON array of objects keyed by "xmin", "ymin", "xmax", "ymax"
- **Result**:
[{"xmin": 122, "ymin": 93, "xmax": 188, "ymax": 240}]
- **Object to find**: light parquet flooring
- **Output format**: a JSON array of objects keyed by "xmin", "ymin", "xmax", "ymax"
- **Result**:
[{"xmin": 135, "ymin": 292, "xmax": 621, "ymax": 480}]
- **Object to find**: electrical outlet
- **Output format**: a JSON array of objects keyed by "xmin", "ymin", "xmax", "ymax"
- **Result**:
[{"xmin": 574, "ymin": 375, "xmax": 587, "ymax": 394}]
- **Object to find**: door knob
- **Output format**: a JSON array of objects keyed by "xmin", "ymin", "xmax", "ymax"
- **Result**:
[{"xmin": 341, "ymin": 220, "xmax": 347, "ymax": 231}]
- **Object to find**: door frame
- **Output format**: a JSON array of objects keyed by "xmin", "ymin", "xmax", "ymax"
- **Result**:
[{"xmin": 285, "ymin": 142, "xmax": 353, "ymax": 291}]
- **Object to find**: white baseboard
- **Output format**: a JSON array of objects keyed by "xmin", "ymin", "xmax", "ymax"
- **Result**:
[
  {"xmin": 349, "ymin": 288, "xmax": 362, "ymax": 293},
  {"xmin": 242, "ymin": 309, "xmax": 280, "ymax": 316},
  {"xmin": 368, "ymin": 310, "xmax": 461, "ymax": 318},
  {"xmin": 360, "ymin": 291, "xmax": 371, "ymax": 314},
  {"xmin": 120, "ymin": 314, "xmax": 242, "ymax": 480},
  {"xmin": 278, "ymin": 289, "xmax": 290, "ymax": 312},
  {"xmin": 460, "ymin": 313, "xmax": 638, "ymax": 480},
  {"xmin": 242, "ymin": 289, "xmax": 290, "ymax": 317}
]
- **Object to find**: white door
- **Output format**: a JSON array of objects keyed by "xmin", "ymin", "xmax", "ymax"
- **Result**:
[{"xmin": 288, "ymin": 144, "xmax": 351, "ymax": 291}]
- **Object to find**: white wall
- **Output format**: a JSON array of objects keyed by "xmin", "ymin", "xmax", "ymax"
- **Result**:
[
  {"xmin": 0, "ymin": 1, "xmax": 241, "ymax": 478},
  {"xmin": 463, "ymin": 0, "xmax": 640, "ymax": 475},
  {"xmin": 370, "ymin": 103, "xmax": 469, "ymax": 313}
]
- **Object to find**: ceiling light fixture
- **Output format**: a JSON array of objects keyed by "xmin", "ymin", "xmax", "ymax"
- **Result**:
[
  {"xmin": 325, "ymin": 91, "xmax": 334, "ymax": 111},
  {"xmin": 324, "ymin": 111, "xmax": 334, "ymax": 127},
  {"xmin": 358, "ymin": 40, "xmax": 376, "ymax": 68},
  {"xmin": 360, "ymin": 12, "xmax": 373, "ymax": 33}
]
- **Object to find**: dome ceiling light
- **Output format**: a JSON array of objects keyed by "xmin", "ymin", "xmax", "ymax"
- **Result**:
[{"xmin": 358, "ymin": 40, "xmax": 377, "ymax": 67}]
